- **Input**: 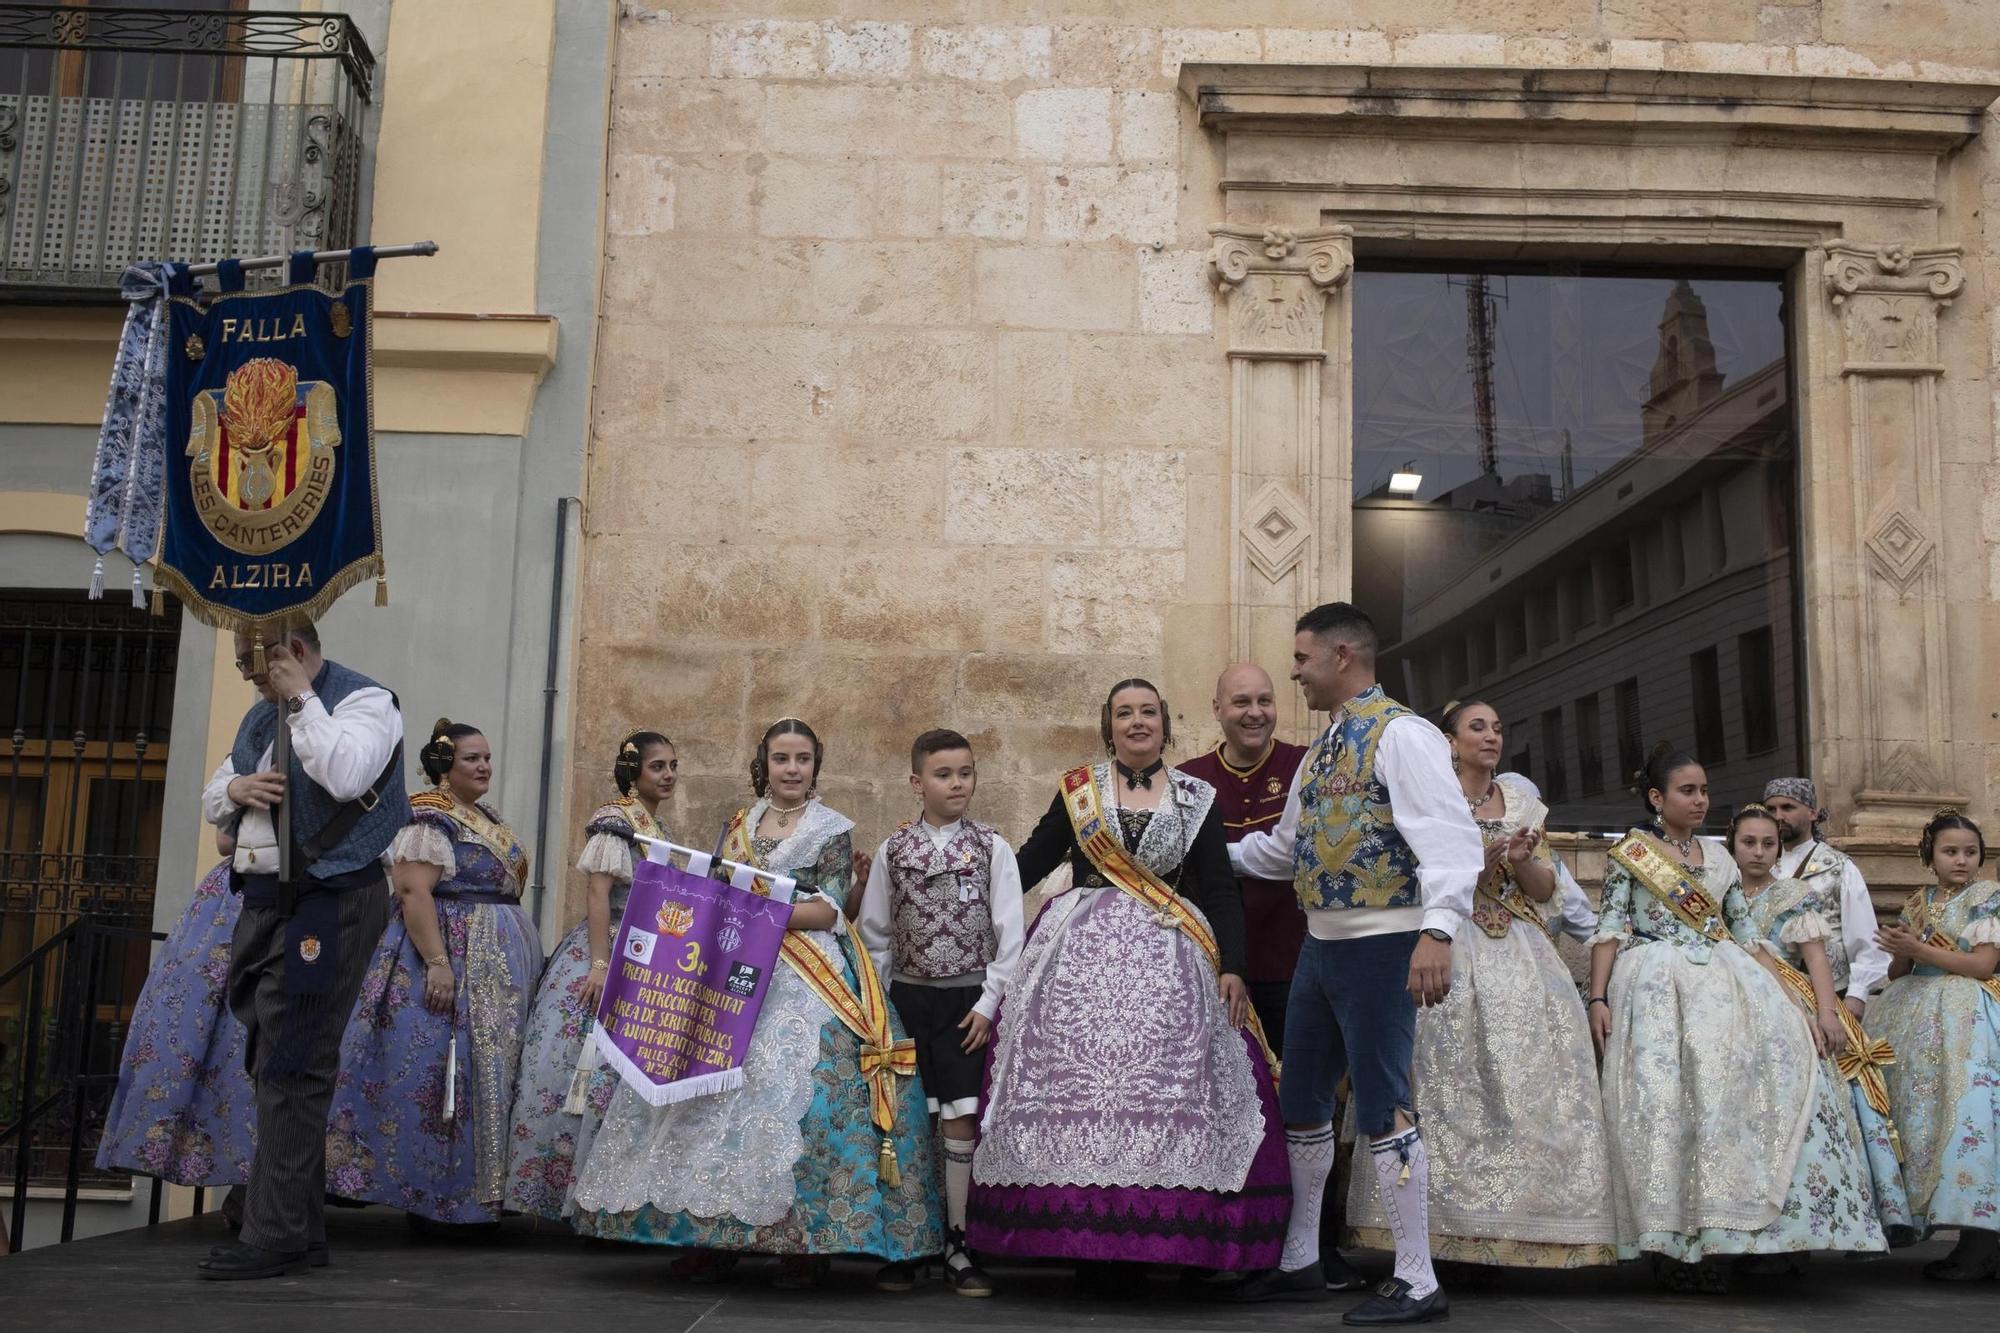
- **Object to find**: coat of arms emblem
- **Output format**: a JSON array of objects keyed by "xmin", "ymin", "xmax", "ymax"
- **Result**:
[
  {"xmin": 656, "ymin": 900, "xmax": 694, "ymax": 938},
  {"xmin": 186, "ymin": 356, "xmax": 341, "ymax": 556}
]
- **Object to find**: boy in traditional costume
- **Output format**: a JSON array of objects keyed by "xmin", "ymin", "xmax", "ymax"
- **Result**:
[{"xmin": 857, "ymin": 729, "xmax": 1025, "ymax": 1296}]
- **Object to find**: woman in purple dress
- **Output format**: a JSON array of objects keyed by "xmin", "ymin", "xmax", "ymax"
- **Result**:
[
  {"xmin": 324, "ymin": 719, "xmax": 542, "ymax": 1227},
  {"xmin": 967, "ymin": 679, "xmax": 1288, "ymax": 1291},
  {"xmin": 97, "ymin": 833, "xmax": 257, "ymax": 1193}
]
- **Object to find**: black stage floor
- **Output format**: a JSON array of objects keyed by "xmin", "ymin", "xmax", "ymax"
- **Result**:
[{"xmin": 4, "ymin": 1209, "xmax": 1992, "ymax": 1332}]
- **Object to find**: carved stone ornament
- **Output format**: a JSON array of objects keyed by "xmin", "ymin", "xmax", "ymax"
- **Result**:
[
  {"xmin": 1209, "ymin": 225, "xmax": 1354, "ymax": 359},
  {"xmin": 1821, "ymin": 243, "xmax": 1966, "ymax": 367}
]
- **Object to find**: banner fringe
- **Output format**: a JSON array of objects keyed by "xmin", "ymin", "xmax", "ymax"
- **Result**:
[{"xmin": 89, "ymin": 556, "xmax": 105, "ymax": 601}]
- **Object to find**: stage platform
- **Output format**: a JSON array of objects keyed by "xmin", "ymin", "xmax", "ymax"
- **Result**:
[{"xmin": 4, "ymin": 1209, "xmax": 1992, "ymax": 1332}]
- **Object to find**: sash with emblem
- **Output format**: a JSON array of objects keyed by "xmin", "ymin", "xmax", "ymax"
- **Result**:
[
  {"xmin": 1761, "ymin": 953, "xmax": 1902, "ymax": 1156},
  {"xmin": 1607, "ymin": 831, "xmax": 1730, "ymax": 943},
  {"xmin": 151, "ymin": 247, "xmax": 388, "ymax": 638},
  {"xmin": 721, "ymin": 810, "xmax": 917, "ymax": 1187},
  {"xmin": 1057, "ymin": 765, "xmax": 1279, "ymax": 1071}
]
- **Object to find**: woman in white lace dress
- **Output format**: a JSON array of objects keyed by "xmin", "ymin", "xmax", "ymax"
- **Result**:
[{"xmin": 1346, "ymin": 700, "xmax": 1615, "ymax": 1269}]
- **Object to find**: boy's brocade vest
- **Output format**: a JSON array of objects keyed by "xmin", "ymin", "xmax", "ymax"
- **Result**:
[
  {"xmin": 1293, "ymin": 685, "xmax": 1422, "ymax": 912},
  {"xmin": 885, "ymin": 819, "xmax": 998, "ymax": 979},
  {"xmin": 229, "ymin": 658, "xmax": 408, "ymax": 879}
]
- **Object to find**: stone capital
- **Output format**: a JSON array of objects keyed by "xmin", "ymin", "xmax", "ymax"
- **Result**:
[
  {"xmin": 1208, "ymin": 225, "xmax": 1353, "ymax": 359},
  {"xmin": 1821, "ymin": 243, "xmax": 1966, "ymax": 370}
]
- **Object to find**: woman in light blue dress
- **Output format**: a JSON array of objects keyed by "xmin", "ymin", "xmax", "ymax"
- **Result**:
[
  {"xmin": 1866, "ymin": 809, "xmax": 2000, "ymax": 1281},
  {"xmin": 572, "ymin": 719, "xmax": 942, "ymax": 1289},
  {"xmin": 323, "ymin": 719, "xmax": 542, "ymax": 1226},
  {"xmin": 1586, "ymin": 746, "xmax": 1885, "ymax": 1292},
  {"xmin": 1728, "ymin": 803, "xmax": 1913, "ymax": 1249}
]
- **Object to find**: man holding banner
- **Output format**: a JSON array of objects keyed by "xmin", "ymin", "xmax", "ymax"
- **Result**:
[{"xmin": 83, "ymin": 244, "xmax": 402, "ymax": 1280}]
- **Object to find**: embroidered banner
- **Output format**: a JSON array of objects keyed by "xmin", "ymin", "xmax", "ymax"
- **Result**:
[
  {"xmin": 590, "ymin": 855, "xmax": 794, "ymax": 1106},
  {"xmin": 152, "ymin": 249, "xmax": 386, "ymax": 635}
]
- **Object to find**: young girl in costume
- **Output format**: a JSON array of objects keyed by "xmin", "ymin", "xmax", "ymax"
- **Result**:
[
  {"xmin": 572, "ymin": 718, "xmax": 942, "ymax": 1288},
  {"xmin": 1864, "ymin": 809, "xmax": 2000, "ymax": 1280},
  {"xmin": 1728, "ymin": 803, "xmax": 1912, "ymax": 1252}
]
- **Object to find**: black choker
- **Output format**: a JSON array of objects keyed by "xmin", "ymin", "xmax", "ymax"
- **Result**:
[{"xmin": 1116, "ymin": 760, "xmax": 1164, "ymax": 790}]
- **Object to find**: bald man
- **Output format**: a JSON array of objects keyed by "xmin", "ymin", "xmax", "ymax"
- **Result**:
[{"xmin": 1176, "ymin": 663, "xmax": 1310, "ymax": 1046}]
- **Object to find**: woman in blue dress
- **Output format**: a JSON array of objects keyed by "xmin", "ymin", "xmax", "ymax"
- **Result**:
[
  {"xmin": 96, "ymin": 832, "xmax": 256, "ymax": 1197},
  {"xmin": 506, "ymin": 730, "xmax": 677, "ymax": 1222},
  {"xmin": 1865, "ymin": 809, "xmax": 2000, "ymax": 1281},
  {"xmin": 1728, "ymin": 803, "xmax": 1913, "ymax": 1250},
  {"xmin": 573, "ymin": 718, "xmax": 942, "ymax": 1288},
  {"xmin": 1586, "ymin": 745, "xmax": 1884, "ymax": 1292},
  {"xmin": 324, "ymin": 718, "xmax": 542, "ymax": 1227}
]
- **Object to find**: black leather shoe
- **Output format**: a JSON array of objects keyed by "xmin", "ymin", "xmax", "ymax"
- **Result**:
[
  {"xmin": 209, "ymin": 1240, "xmax": 326, "ymax": 1267},
  {"xmin": 1228, "ymin": 1262, "xmax": 1328, "ymax": 1302},
  {"xmin": 873, "ymin": 1260, "xmax": 923, "ymax": 1291},
  {"xmin": 1324, "ymin": 1251, "xmax": 1368, "ymax": 1291},
  {"xmin": 197, "ymin": 1241, "xmax": 310, "ymax": 1281},
  {"xmin": 1343, "ymin": 1276, "xmax": 1449, "ymax": 1325}
]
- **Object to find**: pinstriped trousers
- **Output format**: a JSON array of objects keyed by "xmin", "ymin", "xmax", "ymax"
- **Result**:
[{"xmin": 227, "ymin": 882, "xmax": 387, "ymax": 1254}]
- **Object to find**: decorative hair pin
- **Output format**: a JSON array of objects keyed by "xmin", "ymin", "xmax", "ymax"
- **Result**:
[
  {"xmin": 1935, "ymin": 805, "xmax": 1963, "ymax": 820},
  {"xmin": 620, "ymin": 740, "xmax": 639, "ymax": 755}
]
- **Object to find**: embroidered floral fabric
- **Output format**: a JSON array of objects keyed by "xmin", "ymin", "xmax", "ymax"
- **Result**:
[{"xmin": 95, "ymin": 861, "xmax": 256, "ymax": 1187}]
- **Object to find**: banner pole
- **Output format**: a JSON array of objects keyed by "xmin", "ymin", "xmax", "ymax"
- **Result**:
[{"xmin": 184, "ymin": 241, "xmax": 438, "ymax": 277}]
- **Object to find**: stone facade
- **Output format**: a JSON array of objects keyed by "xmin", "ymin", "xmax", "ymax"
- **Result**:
[{"xmin": 573, "ymin": 0, "xmax": 2000, "ymax": 918}]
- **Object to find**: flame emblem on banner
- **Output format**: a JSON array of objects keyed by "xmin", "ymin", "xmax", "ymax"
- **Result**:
[
  {"xmin": 186, "ymin": 357, "xmax": 342, "ymax": 555},
  {"xmin": 656, "ymin": 900, "xmax": 694, "ymax": 938}
]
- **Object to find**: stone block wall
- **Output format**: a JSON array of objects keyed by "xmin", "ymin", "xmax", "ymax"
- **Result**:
[{"xmin": 571, "ymin": 0, "xmax": 2000, "ymax": 911}]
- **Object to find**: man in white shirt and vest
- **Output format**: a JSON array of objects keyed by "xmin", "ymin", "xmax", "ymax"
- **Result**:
[
  {"xmin": 1761, "ymin": 776, "xmax": 1890, "ymax": 1015},
  {"xmin": 196, "ymin": 622, "xmax": 405, "ymax": 1280},
  {"xmin": 1228, "ymin": 603, "xmax": 1481, "ymax": 1326}
]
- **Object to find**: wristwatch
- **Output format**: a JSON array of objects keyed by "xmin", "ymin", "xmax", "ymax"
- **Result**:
[
  {"xmin": 1420, "ymin": 927, "xmax": 1452, "ymax": 943},
  {"xmin": 284, "ymin": 689, "xmax": 315, "ymax": 715}
]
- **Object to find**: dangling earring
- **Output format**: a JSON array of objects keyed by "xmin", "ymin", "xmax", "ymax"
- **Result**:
[{"xmin": 1450, "ymin": 747, "xmax": 1462, "ymax": 775}]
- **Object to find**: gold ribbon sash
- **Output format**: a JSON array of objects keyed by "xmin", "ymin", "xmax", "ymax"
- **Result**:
[
  {"xmin": 1059, "ymin": 765, "xmax": 1279, "ymax": 1072},
  {"xmin": 1608, "ymin": 832, "xmax": 1729, "ymax": 944},
  {"xmin": 1907, "ymin": 886, "xmax": 2000, "ymax": 1007},
  {"xmin": 1766, "ymin": 957, "xmax": 1901, "ymax": 1155},
  {"xmin": 411, "ymin": 789, "xmax": 530, "ymax": 889},
  {"xmin": 721, "ymin": 810, "xmax": 915, "ymax": 1187}
]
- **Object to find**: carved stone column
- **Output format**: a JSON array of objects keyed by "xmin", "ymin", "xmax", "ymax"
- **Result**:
[
  {"xmin": 1208, "ymin": 225, "xmax": 1353, "ymax": 735},
  {"xmin": 1816, "ymin": 242, "xmax": 1968, "ymax": 836}
]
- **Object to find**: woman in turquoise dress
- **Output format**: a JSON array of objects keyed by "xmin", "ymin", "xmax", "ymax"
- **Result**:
[
  {"xmin": 1865, "ymin": 809, "xmax": 2000, "ymax": 1281},
  {"xmin": 572, "ymin": 718, "xmax": 942, "ymax": 1288},
  {"xmin": 324, "ymin": 719, "xmax": 543, "ymax": 1226},
  {"xmin": 1586, "ymin": 746, "xmax": 1885, "ymax": 1292},
  {"xmin": 506, "ymin": 731, "xmax": 677, "ymax": 1222},
  {"xmin": 1728, "ymin": 803, "xmax": 1914, "ymax": 1249}
]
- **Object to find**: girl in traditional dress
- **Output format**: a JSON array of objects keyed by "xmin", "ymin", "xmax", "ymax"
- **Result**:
[
  {"xmin": 1864, "ymin": 809, "xmax": 2000, "ymax": 1280},
  {"xmin": 97, "ymin": 831, "xmax": 257, "ymax": 1206},
  {"xmin": 1346, "ymin": 700, "xmax": 1616, "ymax": 1270},
  {"xmin": 967, "ymin": 678, "xmax": 1288, "ymax": 1292},
  {"xmin": 1729, "ymin": 803, "xmax": 1914, "ymax": 1250},
  {"xmin": 324, "ymin": 719, "xmax": 542, "ymax": 1228},
  {"xmin": 506, "ymin": 731, "xmax": 677, "ymax": 1222},
  {"xmin": 572, "ymin": 718, "xmax": 942, "ymax": 1289},
  {"xmin": 1587, "ymin": 745, "xmax": 1885, "ymax": 1291}
]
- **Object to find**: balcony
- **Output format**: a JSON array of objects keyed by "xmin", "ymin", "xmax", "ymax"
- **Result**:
[{"xmin": 0, "ymin": 4, "xmax": 372, "ymax": 300}]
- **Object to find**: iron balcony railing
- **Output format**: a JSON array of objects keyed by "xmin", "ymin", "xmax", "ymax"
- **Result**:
[{"xmin": 0, "ymin": 5, "xmax": 373, "ymax": 299}]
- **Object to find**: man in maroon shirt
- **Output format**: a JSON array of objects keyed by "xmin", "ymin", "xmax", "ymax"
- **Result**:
[{"xmin": 1177, "ymin": 662, "xmax": 1309, "ymax": 1046}]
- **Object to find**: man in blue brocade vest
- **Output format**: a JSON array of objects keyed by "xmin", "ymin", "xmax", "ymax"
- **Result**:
[
  {"xmin": 1228, "ymin": 603, "xmax": 1481, "ymax": 1326},
  {"xmin": 196, "ymin": 622, "xmax": 405, "ymax": 1280}
]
